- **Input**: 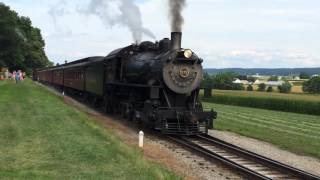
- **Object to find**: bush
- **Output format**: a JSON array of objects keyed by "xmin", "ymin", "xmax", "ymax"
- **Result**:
[
  {"xmin": 247, "ymin": 84, "xmax": 253, "ymax": 91},
  {"xmin": 257, "ymin": 83, "xmax": 266, "ymax": 91},
  {"xmin": 278, "ymin": 82, "xmax": 292, "ymax": 93},
  {"xmin": 303, "ymin": 77, "xmax": 320, "ymax": 93},
  {"xmin": 266, "ymin": 86, "xmax": 273, "ymax": 92}
]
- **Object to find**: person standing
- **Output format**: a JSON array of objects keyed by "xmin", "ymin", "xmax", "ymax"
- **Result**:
[
  {"xmin": 19, "ymin": 71, "xmax": 24, "ymax": 81},
  {"xmin": 15, "ymin": 71, "xmax": 20, "ymax": 83},
  {"xmin": 12, "ymin": 71, "xmax": 16, "ymax": 81}
]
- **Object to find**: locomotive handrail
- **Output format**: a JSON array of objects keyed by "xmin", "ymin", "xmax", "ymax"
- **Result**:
[{"xmin": 107, "ymin": 82, "xmax": 161, "ymax": 88}]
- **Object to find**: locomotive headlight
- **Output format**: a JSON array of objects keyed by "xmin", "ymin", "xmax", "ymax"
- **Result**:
[{"xmin": 184, "ymin": 49, "xmax": 193, "ymax": 58}]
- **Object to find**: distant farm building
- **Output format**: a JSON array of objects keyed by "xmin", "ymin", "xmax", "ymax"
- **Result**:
[
  {"xmin": 253, "ymin": 79, "xmax": 260, "ymax": 85},
  {"xmin": 233, "ymin": 78, "xmax": 241, "ymax": 84},
  {"xmin": 233, "ymin": 78, "xmax": 249, "ymax": 84},
  {"xmin": 252, "ymin": 73, "xmax": 261, "ymax": 78},
  {"xmin": 266, "ymin": 81, "xmax": 284, "ymax": 86}
]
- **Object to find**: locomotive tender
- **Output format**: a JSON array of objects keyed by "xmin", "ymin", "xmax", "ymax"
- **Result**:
[{"xmin": 36, "ymin": 32, "xmax": 217, "ymax": 135}]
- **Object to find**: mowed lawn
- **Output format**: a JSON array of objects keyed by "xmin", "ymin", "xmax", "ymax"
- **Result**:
[
  {"xmin": 0, "ymin": 79, "xmax": 179, "ymax": 179},
  {"xmin": 203, "ymin": 102, "xmax": 320, "ymax": 159}
]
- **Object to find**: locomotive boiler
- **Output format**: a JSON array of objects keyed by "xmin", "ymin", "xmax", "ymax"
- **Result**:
[{"xmin": 36, "ymin": 32, "xmax": 217, "ymax": 135}]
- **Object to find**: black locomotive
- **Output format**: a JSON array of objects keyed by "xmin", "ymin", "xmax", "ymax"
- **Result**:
[{"xmin": 36, "ymin": 32, "xmax": 217, "ymax": 135}]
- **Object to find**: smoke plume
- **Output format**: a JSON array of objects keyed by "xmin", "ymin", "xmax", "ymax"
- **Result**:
[
  {"xmin": 81, "ymin": 0, "xmax": 155, "ymax": 43},
  {"xmin": 169, "ymin": 0, "xmax": 186, "ymax": 32},
  {"xmin": 48, "ymin": 0, "xmax": 68, "ymax": 26}
]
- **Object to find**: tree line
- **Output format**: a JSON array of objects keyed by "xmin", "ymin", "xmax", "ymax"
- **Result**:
[
  {"xmin": 0, "ymin": 3, "xmax": 52, "ymax": 74},
  {"xmin": 201, "ymin": 72, "xmax": 320, "ymax": 94}
]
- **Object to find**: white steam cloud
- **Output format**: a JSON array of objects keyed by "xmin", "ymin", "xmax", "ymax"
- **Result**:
[
  {"xmin": 80, "ymin": 0, "xmax": 155, "ymax": 43},
  {"xmin": 48, "ymin": 0, "xmax": 68, "ymax": 26}
]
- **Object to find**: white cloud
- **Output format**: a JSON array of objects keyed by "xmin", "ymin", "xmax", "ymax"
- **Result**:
[
  {"xmin": 2, "ymin": 0, "xmax": 320, "ymax": 68},
  {"xmin": 203, "ymin": 49, "xmax": 320, "ymax": 68}
]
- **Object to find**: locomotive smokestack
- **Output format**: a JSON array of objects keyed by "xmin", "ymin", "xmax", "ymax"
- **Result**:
[{"xmin": 171, "ymin": 32, "xmax": 182, "ymax": 51}]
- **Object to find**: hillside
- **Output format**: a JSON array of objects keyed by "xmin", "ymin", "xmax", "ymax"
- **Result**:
[{"xmin": 205, "ymin": 68, "xmax": 320, "ymax": 76}]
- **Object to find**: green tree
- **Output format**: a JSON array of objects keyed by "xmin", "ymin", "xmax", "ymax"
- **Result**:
[
  {"xmin": 212, "ymin": 72, "xmax": 244, "ymax": 90},
  {"xmin": 247, "ymin": 76, "xmax": 257, "ymax": 83},
  {"xmin": 247, "ymin": 84, "xmax": 253, "ymax": 91},
  {"xmin": 266, "ymin": 86, "xmax": 273, "ymax": 92},
  {"xmin": 201, "ymin": 72, "xmax": 213, "ymax": 89},
  {"xmin": 258, "ymin": 83, "xmax": 266, "ymax": 91},
  {"xmin": 303, "ymin": 77, "xmax": 320, "ymax": 93},
  {"xmin": 0, "ymin": 3, "xmax": 52, "ymax": 74},
  {"xmin": 299, "ymin": 72, "xmax": 310, "ymax": 79},
  {"xmin": 268, "ymin": 76, "xmax": 278, "ymax": 81},
  {"xmin": 278, "ymin": 82, "xmax": 292, "ymax": 93},
  {"xmin": 236, "ymin": 75, "xmax": 247, "ymax": 80}
]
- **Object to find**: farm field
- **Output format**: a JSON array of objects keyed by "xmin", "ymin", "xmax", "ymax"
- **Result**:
[
  {"xmin": 203, "ymin": 102, "xmax": 320, "ymax": 159},
  {"xmin": 201, "ymin": 89, "xmax": 320, "ymax": 115},
  {"xmin": 203, "ymin": 89, "xmax": 320, "ymax": 101},
  {"xmin": 242, "ymin": 84, "xmax": 304, "ymax": 93},
  {"xmin": 0, "ymin": 79, "xmax": 179, "ymax": 179}
]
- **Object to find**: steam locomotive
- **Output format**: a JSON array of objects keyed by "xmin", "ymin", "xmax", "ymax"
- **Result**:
[{"xmin": 35, "ymin": 32, "xmax": 217, "ymax": 135}]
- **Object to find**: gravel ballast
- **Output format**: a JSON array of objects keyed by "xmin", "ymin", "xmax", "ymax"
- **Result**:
[{"xmin": 209, "ymin": 130, "xmax": 320, "ymax": 176}]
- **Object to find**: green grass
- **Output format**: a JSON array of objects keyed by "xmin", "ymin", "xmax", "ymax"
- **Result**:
[
  {"xmin": 201, "ymin": 89, "xmax": 320, "ymax": 115},
  {"xmin": 0, "ymin": 79, "xmax": 180, "ymax": 179},
  {"xmin": 203, "ymin": 102, "xmax": 320, "ymax": 159}
]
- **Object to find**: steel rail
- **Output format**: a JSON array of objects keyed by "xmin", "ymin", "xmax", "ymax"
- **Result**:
[
  {"xmin": 168, "ymin": 135, "xmax": 320, "ymax": 180},
  {"xmin": 197, "ymin": 134, "xmax": 320, "ymax": 180},
  {"xmin": 167, "ymin": 136, "xmax": 272, "ymax": 180}
]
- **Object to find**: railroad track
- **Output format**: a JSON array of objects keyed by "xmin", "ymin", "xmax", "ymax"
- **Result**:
[{"xmin": 168, "ymin": 134, "xmax": 320, "ymax": 180}]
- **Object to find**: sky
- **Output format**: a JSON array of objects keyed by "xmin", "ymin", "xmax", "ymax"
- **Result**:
[{"xmin": 2, "ymin": 0, "xmax": 320, "ymax": 68}]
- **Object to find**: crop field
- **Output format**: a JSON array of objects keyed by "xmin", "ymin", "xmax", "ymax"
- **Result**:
[
  {"xmin": 201, "ymin": 89, "xmax": 320, "ymax": 115},
  {"xmin": 291, "ymin": 85, "xmax": 303, "ymax": 93},
  {"xmin": 203, "ymin": 102, "xmax": 320, "ymax": 159},
  {"xmin": 0, "ymin": 79, "xmax": 179, "ymax": 179},
  {"xmin": 242, "ymin": 84, "xmax": 304, "ymax": 93},
  {"xmin": 202, "ymin": 89, "xmax": 320, "ymax": 101}
]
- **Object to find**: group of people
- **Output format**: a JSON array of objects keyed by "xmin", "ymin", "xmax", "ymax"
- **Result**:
[{"xmin": 11, "ymin": 70, "xmax": 25, "ymax": 83}]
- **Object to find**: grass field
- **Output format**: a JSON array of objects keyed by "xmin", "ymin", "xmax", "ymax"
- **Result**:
[
  {"xmin": 203, "ymin": 102, "xmax": 320, "ymax": 159},
  {"xmin": 0, "ymin": 79, "xmax": 179, "ymax": 179}
]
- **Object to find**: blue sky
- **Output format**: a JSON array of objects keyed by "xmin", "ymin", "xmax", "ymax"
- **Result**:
[{"xmin": 2, "ymin": 0, "xmax": 320, "ymax": 68}]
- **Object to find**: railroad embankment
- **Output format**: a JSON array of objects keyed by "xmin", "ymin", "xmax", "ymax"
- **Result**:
[{"xmin": 0, "ymin": 79, "xmax": 179, "ymax": 179}]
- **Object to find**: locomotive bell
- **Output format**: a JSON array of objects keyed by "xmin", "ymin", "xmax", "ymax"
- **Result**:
[{"xmin": 171, "ymin": 32, "xmax": 182, "ymax": 51}]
